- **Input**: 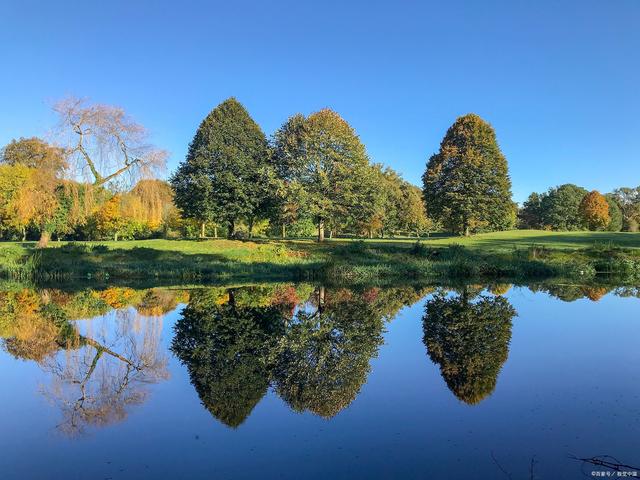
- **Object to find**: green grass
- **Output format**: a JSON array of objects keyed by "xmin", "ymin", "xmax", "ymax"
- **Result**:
[
  {"xmin": 318, "ymin": 230, "xmax": 640, "ymax": 251},
  {"xmin": 1, "ymin": 230, "xmax": 639, "ymax": 283}
]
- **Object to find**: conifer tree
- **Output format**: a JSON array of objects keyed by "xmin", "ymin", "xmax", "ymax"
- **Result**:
[{"xmin": 171, "ymin": 98, "xmax": 270, "ymax": 237}]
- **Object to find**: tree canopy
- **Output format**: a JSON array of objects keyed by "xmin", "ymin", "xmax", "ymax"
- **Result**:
[
  {"xmin": 611, "ymin": 186, "xmax": 640, "ymax": 232},
  {"xmin": 579, "ymin": 190, "xmax": 610, "ymax": 231},
  {"xmin": 171, "ymin": 98, "xmax": 271, "ymax": 237},
  {"xmin": 271, "ymin": 109, "xmax": 372, "ymax": 241},
  {"xmin": 1, "ymin": 137, "xmax": 67, "ymax": 174},
  {"xmin": 422, "ymin": 114, "xmax": 514, "ymax": 236}
]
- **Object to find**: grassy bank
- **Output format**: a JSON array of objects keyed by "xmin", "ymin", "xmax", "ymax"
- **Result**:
[{"xmin": 1, "ymin": 230, "xmax": 639, "ymax": 284}]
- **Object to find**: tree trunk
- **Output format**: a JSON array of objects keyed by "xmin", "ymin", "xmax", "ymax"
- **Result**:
[
  {"xmin": 282, "ymin": 224, "xmax": 286, "ymax": 239},
  {"xmin": 201, "ymin": 222, "xmax": 206, "ymax": 239},
  {"xmin": 229, "ymin": 219, "xmax": 236, "ymax": 238},
  {"xmin": 329, "ymin": 229, "xmax": 334, "ymax": 239},
  {"xmin": 463, "ymin": 217, "xmax": 470, "ymax": 237},
  {"xmin": 317, "ymin": 220, "xmax": 325, "ymax": 242},
  {"xmin": 318, "ymin": 286, "xmax": 325, "ymax": 312},
  {"xmin": 21, "ymin": 226, "xmax": 26, "ymax": 242},
  {"xmin": 37, "ymin": 230, "xmax": 51, "ymax": 248},
  {"xmin": 114, "ymin": 232, "xmax": 119, "ymax": 242},
  {"xmin": 368, "ymin": 229, "xmax": 373, "ymax": 239},
  {"xmin": 214, "ymin": 226, "xmax": 218, "ymax": 238},
  {"xmin": 248, "ymin": 217, "xmax": 254, "ymax": 239}
]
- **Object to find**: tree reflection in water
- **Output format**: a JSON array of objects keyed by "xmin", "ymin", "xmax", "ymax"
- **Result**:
[
  {"xmin": 0, "ymin": 287, "xmax": 172, "ymax": 435},
  {"xmin": 171, "ymin": 289, "xmax": 284, "ymax": 428},
  {"xmin": 422, "ymin": 287, "xmax": 516, "ymax": 404},
  {"xmin": 272, "ymin": 287, "xmax": 385, "ymax": 418},
  {"xmin": 172, "ymin": 285, "xmax": 430, "ymax": 426},
  {"xmin": 41, "ymin": 310, "xmax": 169, "ymax": 435}
]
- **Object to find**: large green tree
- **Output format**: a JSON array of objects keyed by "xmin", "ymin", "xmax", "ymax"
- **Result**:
[
  {"xmin": 269, "ymin": 116, "xmax": 311, "ymax": 238},
  {"xmin": 272, "ymin": 109, "xmax": 371, "ymax": 241},
  {"xmin": 171, "ymin": 98, "xmax": 271, "ymax": 238},
  {"xmin": 422, "ymin": 114, "xmax": 514, "ymax": 236}
]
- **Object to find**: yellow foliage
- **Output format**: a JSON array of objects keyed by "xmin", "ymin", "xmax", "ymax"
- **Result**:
[
  {"xmin": 98, "ymin": 287, "xmax": 136, "ymax": 308},
  {"xmin": 120, "ymin": 179, "xmax": 178, "ymax": 231},
  {"xmin": 579, "ymin": 191, "xmax": 610, "ymax": 231}
]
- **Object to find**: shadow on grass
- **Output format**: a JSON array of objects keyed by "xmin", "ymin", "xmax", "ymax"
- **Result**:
[{"xmin": 21, "ymin": 245, "xmax": 324, "ymax": 283}]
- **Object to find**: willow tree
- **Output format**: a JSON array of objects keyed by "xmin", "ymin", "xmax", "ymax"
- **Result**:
[
  {"xmin": 272, "ymin": 109, "xmax": 371, "ymax": 242},
  {"xmin": 423, "ymin": 114, "xmax": 514, "ymax": 236},
  {"xmin": 0, "ymin": 164, "xmax": 32, "ymax": 240},
  {"xmin": 121, "ymin": 179, "xmax": 179, "ymax": 235},
  {"xmin": 171, "ymin": 98, "xmax": 271, "ymax": 238},
  {"xmin": 55, "ymin": 97, "xmax": 167, "ymax": 189}
]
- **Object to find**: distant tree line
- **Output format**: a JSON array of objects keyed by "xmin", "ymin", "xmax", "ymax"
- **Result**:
[
  {"xmin": 518, "ymin": 184, "xmax": 638, "ymax": 232},
  {"xmin": 1, "ymin": 95, "xmax": 637, "ymax": 244}
]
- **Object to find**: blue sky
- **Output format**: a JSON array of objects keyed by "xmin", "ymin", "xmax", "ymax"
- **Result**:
[{"xmin": 1, "ymin": 0, "xmax": 638, "ymax": 203}]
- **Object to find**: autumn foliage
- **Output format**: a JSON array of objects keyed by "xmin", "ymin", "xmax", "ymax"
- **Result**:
[{"xmin": 579, "ymin": 190, "xmax": 610, "ymax": 231}]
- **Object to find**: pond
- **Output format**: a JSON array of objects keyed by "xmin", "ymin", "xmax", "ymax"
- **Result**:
[{"xmin": 0, "ymin": 282, "xmax": 638, "ymax": 479}]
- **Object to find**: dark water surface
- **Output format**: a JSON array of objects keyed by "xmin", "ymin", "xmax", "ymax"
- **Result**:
[{"xmin": 0, "ymin": 283, "xmax": 638, "ymax": 479}]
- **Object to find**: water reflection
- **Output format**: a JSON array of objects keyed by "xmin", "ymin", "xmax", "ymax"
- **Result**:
[
  {"xmin": 0, "ymin": 287, "xmax": 178, "ymax": 435},
  {"xmin": 172, "ymin": 285, "xmax": 431, "ymax": 426},
  {"xmin": 171, "ymin": 288, "xmax": 285, "ymax": 428},
  {"xmin": 272, "ymin": 287, "xmax": 385, "ymax": 418},
  {"xmin": 422, "ymin": 286, "xmax": 516, "ymax": 404},
  {"xmin": 2, "ymin": 281, "xmax": 638, "ymax": 433}
]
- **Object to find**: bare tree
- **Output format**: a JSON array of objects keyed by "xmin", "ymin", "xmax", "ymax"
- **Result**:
[{"xmin": 54, "ymin": 96, "xmax": 167, "ymax": 190}]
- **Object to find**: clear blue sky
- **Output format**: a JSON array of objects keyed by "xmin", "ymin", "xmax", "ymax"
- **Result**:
[{"xmin": 1, "ymin": 0, "xmax": 638, "ymax": 203}]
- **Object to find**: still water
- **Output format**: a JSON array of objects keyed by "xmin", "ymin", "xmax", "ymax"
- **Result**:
[{"xmin": 0, "ymin": 283, "xmax": 638, "ymax": 479}]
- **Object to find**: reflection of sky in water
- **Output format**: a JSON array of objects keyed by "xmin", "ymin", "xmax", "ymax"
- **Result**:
[{"xmin": 0, "ymin": 286, "xmax": 639, "ymax": 479}]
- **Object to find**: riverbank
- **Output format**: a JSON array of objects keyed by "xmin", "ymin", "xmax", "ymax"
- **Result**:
[{"xmin": 1, "ymin": 230, "xmax": 639, "ymax": 284}]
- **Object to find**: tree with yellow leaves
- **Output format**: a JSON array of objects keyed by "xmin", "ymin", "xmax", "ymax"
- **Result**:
[
  {"xmin": 94, "ymin": 195, "xmax": 128, "ymax": 241},
  {"xmin": 579, "ymin": 190, "xmax": 610, "ymax": 231}
]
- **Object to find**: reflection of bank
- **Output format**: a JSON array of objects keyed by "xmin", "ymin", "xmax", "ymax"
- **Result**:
[
  {"xmin": 422, "ymin": 287, "xmax": 516, "ymax": 405},
  {"xmin": 172, "ymin": 285, "xmax": 430, "ymax": 427}
]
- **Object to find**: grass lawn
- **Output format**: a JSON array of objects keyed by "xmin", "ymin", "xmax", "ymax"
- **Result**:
[
  {"xmin": 0, "ymin": 230, "xmax": 639, "ymax": 283},
  {"xmin": 405, "ymin": 230, "xmax": 640, "ymax": 251}
]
